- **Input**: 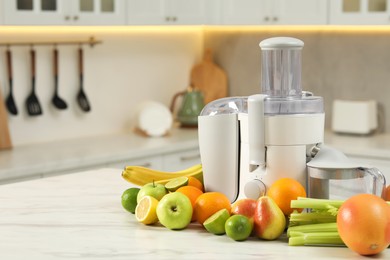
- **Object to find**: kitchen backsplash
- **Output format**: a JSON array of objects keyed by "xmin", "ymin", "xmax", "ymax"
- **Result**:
[
  {"xmin": 203, "ymin": 27, "xmax": 390, "ymax": 133},
  {"xmin": 3, "ymin": 27, "xmax": 390, "ymax": 147},
  {"xmin": 0, "ymin": 27, "xmax": 203, "ymax": 146}
]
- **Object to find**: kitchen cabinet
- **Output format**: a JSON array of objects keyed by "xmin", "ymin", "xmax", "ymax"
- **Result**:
[
  {"xmin": 126, "ymin": 0, "xmax": 219, "ymax": 25},
  {"xmin": 329, "ymin": 0, "xmax": 390, "ymax": 24},
  {"xmin": 106, "ymin": 148, "xmax": 200, "ymax": 172},
  {"xmin": 3, "ymin": 0, "xmax": 126, "ymax": 25},
  {"xmin": 220, "ymin": 0, "xmax": 328, "ymax": 25}
]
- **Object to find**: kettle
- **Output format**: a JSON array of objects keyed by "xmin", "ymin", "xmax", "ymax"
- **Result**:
[{"xmin": 170, "ymin": 86, "xmax": 205, "ymax": 127}]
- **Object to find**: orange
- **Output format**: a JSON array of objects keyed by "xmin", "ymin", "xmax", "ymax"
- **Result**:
[
  {"xmin": 337, "ymin": 193, "xmax": 390, "ymax": 256},
  {"xmin": 188, "ymin": 176, "xmax": 204, "ymax": 192},
  {"xmin": 385, "ymin": 185, "xmax": 390, "ymax": 201},
  {"xmin": 266, "ymin": 177, "xmax": 306, "ymax": 216},
  {"xmin": 194, "ymin": 192, "xmax": 231, "ymax": 225},
  {"xmin": 176, "ymin": 186, "xmax": 204, "ymax": 221}
]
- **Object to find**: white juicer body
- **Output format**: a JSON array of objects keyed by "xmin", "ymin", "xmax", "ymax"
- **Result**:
[{"xmin": 198, "ymin": 37, "xmax": 325, "ymax": 203}]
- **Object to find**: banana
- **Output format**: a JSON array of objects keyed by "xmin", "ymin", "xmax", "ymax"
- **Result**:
[{"xmin": 122, "ymin": 164, "xmax": 203, "ymax": 187}]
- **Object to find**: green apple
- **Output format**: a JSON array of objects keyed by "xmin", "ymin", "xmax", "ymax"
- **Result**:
[
  {"xmin": 156, "ymin": 192, "xmax": 193, "ymax": 230},
  {"xmin": 137, "ymin": 182, "xmax": 168, "ymax": 203}
]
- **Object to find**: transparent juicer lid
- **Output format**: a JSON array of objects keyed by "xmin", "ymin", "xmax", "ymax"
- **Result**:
[{"xmin": 201, "ymin": 37, "xmax": 323, "ymax": 116}]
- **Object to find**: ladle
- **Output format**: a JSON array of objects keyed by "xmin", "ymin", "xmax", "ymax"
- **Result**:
[
  {"xmin": 52, "ymin": 47, "xmax": 67, "ymax": 110},
  {"xmin": 25, "ymin": 48, "xmax": 42, "ymax": 116},
  {"xmin": 5, "ymin": 49, "xmax": 18, "ymax": 115},
  {"xmin": 76, "ymin": 47, "xmax": 90, "ymax": 112}
]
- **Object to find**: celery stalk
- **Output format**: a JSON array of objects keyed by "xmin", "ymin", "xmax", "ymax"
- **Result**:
[
  {"xmin": 291, "ymin": 197, "xmax": 344, "ymax": 210},
  {"xmin": 287, "ymin": 223, "xmax": 338, "ymax": 237},
  {"xmin": 288, "ymin": 232, "xmax": 344, "ymax": 246},
  {"xmin": 289, "ymin": 212, "xmax": 337, "ymax": 226}
]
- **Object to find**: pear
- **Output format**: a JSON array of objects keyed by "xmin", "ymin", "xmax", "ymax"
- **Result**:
[{"xmin": 253, "ymin": 196, "xmax": 286, "ymax": 240}]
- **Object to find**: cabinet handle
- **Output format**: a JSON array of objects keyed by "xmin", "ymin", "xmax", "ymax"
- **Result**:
[
  {"xmin": 180, "ymin": 154, "xmax": 200, "ymax": 162},
  {"xmin": 165, "ymin": 16, "xmax": 171, "ymax": 22},
  {"xmin": 172, "ymin": 16, "xmax": 177, "ymax": 22},
  {"xmin": 273, "ymin": 17, "xmax": 278, "ymax": 22},
  {"xmin": 64, "ymin": 15, "xmax": 70, "ymax": 21},
  {"xmin": 264, "ymin": 16, "xmax": 270, "ymax": 22},
  {"xmin": 73, "ymin": 15, "xmax": 79, "ymax": 21}
]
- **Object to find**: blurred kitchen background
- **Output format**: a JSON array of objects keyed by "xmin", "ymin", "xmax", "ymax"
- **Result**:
[
  {"xmin": 0, "ymin": 0, "xmax": 389, "ymax": 146},
  {"xmin": 2, "ymin": 0, "xmax": 390, "ymax": 184}
]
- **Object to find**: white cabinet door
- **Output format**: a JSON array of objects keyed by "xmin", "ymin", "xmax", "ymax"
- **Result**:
[
  {"xmin": 127, "ymin": 0, "xmax": 215, "ymax": 25},
  {"xmin": 220, "ymin": 0, "xmax": 268, "ymax": 25},
  {"xmin": 330, "ymin": 0, "xmax": 390, "ymax": 25},
  {"xmin": 275, "ymin": 0, "xmax": 328, "ymax": 25},
  {"xmin": 168, "ymin": 0, "xmax": 214, "ymax": 25},
  {"xmin": 4, "ymin": 0, "xmax": 126, "ymax": 25},
  {"xmin": 70, "ymin": 0, "xmax": 126, "ymax": 25},
  {"xmin": 4, "ymin": 0, "xmax": 70, "ymax": 25},
  {"xmin": 127, "ymin": 0, "xmax": 166, "ymax": 25},
  {"xmin": 220, "ymin": 0, "xmax": 327, "ymax": 25}
]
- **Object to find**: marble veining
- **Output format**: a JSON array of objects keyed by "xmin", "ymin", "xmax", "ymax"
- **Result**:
[{"xmin": 0, "ymin": 168, "xmax": 388, "ymax": 259}]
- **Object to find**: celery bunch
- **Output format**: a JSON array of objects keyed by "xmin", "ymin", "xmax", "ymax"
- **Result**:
[{"xmin": 287, "ymin": 197, "xmax": 345, "ymax": 247}]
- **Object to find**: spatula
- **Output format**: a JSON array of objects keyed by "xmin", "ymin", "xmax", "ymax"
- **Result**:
[
  {"xmin": 5, "ymin": 49, "xmax": 18, "ymax": 115},
  {"xmin": 26, "ymin": 49, "xmax": 42, "ymax": 116},
  {"xmin": 76, "ymin": 47, "xmax": 90, "ymax": 112},
  {"xmin": 52, "ymin": 47, "xmax": 67, "ymax": 110}
]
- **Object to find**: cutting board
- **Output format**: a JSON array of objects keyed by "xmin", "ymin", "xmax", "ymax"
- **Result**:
[
  {"xmin": 190, "ymin": 49, "xmax": 228, "ymax": 105},
  {"xmin": 0, "ymin": 86, "xmax": 12, "ymax": 150}
]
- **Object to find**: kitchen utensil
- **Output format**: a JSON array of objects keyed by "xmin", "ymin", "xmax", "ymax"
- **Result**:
[
  {"xmin": 26, "ymin": 49, "xmax": 42, "ymax": 116},
  {"xmin": 0, "ymin": 84, "xmax": 12, "ymax": 149},
  {"xmin": 170, "ymin": 86, "xmax": 204, "ymax": 127},
  {"xmin": 76, "ymin": 47, "xmax": 90, "ymax": 112},
  {"xmin": 51, "ymin": 48, "xmax": 67, "ymax": 110},
  {"xmin": 5, "ymin": 49, "xmax": 18, "ymax": 115},
  {"xmin": 198, "ymin": 37, "xmax": 325, "ymax": 202},
  {"xmin": 190, "ymin": 49, "xmax": 228, "ymax": 105},
  {"xmin": 307, "ymin": 145, "xmax": 386, "ymax": 200}
]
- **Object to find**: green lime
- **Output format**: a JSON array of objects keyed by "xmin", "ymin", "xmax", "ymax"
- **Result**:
[
  {"xmin": 165, "ymin": 176, "xmax": 189, "ymax": 192},
  {"xmin": 225, "ymin": 215, "xmax": 253, "ymax": 241},
  {"xmin": 121, "ymin": 187, "xmax": 140, "ymax": 214},
  {"xmin": 203, "ymin": 208, "xmax": 230, "ymax": 235}
]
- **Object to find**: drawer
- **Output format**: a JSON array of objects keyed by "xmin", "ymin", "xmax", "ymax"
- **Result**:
[
  {"xmin": 106, "ymin": 155, "xmax": 164, "ymax": 170},
  {"xmin": 163, "ymin": 149, "xmax": 201, "ymax": 172}
]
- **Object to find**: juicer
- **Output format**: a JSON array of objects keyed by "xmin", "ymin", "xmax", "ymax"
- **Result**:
[{"xmin": 198, "ymin": 37, "xmax": 386, "ymax": 203}]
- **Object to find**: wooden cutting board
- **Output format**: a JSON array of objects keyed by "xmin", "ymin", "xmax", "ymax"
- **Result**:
[
  {"xmin": 190, "ymin": 49, "xmax": 228, "ymax": 105},
  {"xmin": 0, "ymin": 86, "xmax": 12, "ymax": 150}
]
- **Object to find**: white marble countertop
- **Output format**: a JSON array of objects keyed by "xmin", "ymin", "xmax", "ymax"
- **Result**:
[
  {"xmin": 1, "ymin": 167, "xmax": 388, "ymax": 259},
  {"xmin": 0, "ymin": 128, "xmax": 199, "ymax": 183}
]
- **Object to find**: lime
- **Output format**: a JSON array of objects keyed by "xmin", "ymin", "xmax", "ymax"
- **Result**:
[
  {"xmin": 135, "ymin": 195, "xmax": 159, "ymax": 225},
  {"xmin": 203, "ymin": 208, "xmax": 230, "ymax": 235},
  {"xmin": 225, "ymin": 215, "xmax": 253, "ymax": 241},
  {"xmin": 121, "ymin": 187, "xmax": 140, "ymax": 214},
  {"xmin": 165, "ymin": 176, "xmax": 189, "ymax": 192}
]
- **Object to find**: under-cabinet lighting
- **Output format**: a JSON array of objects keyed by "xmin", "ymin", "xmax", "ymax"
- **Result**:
[{"xmin": 1, "ymin": 25, "xmax": 390, "ymax": 34}]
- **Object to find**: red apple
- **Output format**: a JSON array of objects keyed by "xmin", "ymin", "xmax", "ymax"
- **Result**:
[
  {"xmin": 230, "ymin": 198, "xmax": 257, "ymax": 221},
  {"xmin": 253, "ymin": 196, "xmax": 286, "ymax": 240}
]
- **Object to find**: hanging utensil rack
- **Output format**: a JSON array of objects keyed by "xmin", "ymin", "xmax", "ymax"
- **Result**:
[{"xmin": 0, "ymin": 36, "xmax": 102, "ymax": 48}]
